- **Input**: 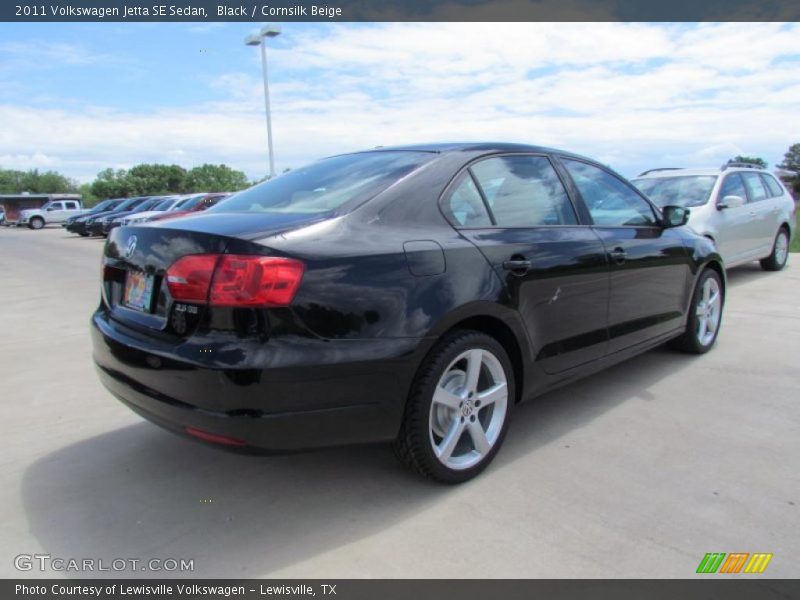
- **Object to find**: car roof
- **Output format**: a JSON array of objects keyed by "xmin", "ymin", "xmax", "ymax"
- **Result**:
[
  {"xmin": 635, "ymin": 165, "xmax": 772, "ymax": 179},
  {"xmin": 342, "ymin": 142, "xmax": 598, "ymax": 162}
]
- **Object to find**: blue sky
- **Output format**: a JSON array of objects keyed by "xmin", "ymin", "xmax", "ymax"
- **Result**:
[{"xmin": 1, "ymin": 22, "xmax": 798, "ymax": 182}]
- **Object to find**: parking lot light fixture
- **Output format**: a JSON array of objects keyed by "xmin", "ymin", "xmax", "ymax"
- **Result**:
[{"xmin": 244, "ymin": 26, "xmax": 282, "ymax": 179}]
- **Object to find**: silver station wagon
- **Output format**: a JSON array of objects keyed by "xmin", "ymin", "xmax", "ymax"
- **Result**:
[{"xmin": 633, "ymin": 163, "xmax": 795, "ymax": 271}]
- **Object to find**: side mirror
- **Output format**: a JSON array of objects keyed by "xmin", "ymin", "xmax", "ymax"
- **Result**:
[
  {"xmin": 45, "ymin": 207, "xmax": 55, "ymax": 211},
  {"xmin": 717, "ymin": 195, "xmax": 745, "ymax": 210},
  {"xmin": 662, "ymin": 205, "xmax": 690, "ymax": 228}
]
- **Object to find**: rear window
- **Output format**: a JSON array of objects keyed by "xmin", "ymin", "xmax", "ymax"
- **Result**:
[
  {"xmin": 214, "ymin": 151, "xmax": 434, "ymax": 215},
  {"xmin": 761, "ymin": 174, "xmax": 785, "ymax": 197},
  {"xmin": 632, "ymin": 175, "xmax": 717, "ymax": 208}
]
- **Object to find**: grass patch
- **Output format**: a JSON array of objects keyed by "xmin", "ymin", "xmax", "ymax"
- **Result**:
[{"xmin": 792, "ymin": 210, "xmax": 800, "ymax": 253}]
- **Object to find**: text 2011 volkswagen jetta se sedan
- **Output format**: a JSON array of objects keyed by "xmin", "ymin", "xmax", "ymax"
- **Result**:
[{"xmin": 93, "ymin": 143, "xmax": 725, "ymax": 483}]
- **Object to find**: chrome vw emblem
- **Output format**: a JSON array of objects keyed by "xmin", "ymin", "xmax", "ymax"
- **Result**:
[
  {"xmin": 461, "ymin": 399, "xmax": 474, "ymax": 417},
  {"xmin": 125, "ymin": 235, "xmax": 137, "ymax": 258}
]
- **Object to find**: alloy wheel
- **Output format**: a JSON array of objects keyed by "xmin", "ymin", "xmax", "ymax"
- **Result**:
[
  {"xmin": 774, "ymin": 231, "xmax": 789, "ymax": 267},
  {"xmin": 696, "ymin": 277, "xmax": 722, "ymax": 346},
  {"xmin": 428, "ymin": 348, "xmax": 508, "ymax": 470}
]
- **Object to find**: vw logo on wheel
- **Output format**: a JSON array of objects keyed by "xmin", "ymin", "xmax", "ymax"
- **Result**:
[{"xmin": 125, "ymin": 235, "xmax": 137, "ymax": 258}]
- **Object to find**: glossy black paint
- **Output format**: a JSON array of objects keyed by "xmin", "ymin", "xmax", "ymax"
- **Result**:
[{"xmin": 92, "ymin": 143, "xmax": 724, "ymax": 452}]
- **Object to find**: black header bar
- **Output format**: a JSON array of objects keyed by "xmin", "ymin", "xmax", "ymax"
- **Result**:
[{"xmin": 4, "ymin": 0, "xmax": 800, "ymax": 22}]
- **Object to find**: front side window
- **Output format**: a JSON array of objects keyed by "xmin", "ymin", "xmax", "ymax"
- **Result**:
[
  {"xmin": 741, "ymin": 172, "xmax": 768, "ymax": 203},
  {"xmin": 468, "ymin": 155, "xmax": 577, "ymax": 227},
  {"xmin": 562, "ymin": 159, "xmax": 657, "ymax": 227},
  {"xmin": 632, "ymin": 175, "xmax": 717, "ymax": 208},
  {"xmin": 49, "ymin": 202, "xmax": 64, "ymax": 210},
  {"xmin": 719, "ymin": 173, "xmax": 747, "ymax": 201},
  {"xmin": 761, "ymin": 174, "xmax": 785, "ymax": 198},
  {"xmin": 214, "ymin": 151, "xmax": 434, "ymax": 215}
]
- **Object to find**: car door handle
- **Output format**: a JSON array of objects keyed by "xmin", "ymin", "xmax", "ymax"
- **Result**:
[
  {"xmin": 610, "ymin": 247, "xmax": 627, "ymax": 264},
  {"xmin": 502, "ymin": 258, "xmax": 532, "ymax": 274}
]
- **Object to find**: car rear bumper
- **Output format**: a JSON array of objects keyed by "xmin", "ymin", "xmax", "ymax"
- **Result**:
[{"xmin": 91, "ymin": 309, "xmax": 425, "ymax": 452}]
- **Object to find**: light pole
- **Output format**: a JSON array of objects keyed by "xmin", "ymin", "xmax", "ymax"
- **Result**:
[{"xmin": 245, "ymin": 26, "xmax": 281, "ymax": 179}]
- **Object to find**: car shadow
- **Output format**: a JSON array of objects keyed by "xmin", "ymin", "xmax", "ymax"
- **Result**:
[
  {"xmin": 724, "ymin": 262, "xmax": 772, "ymax": 287},
  {"xmin": 20, "ymin": 344, "xmax": 690, "ymax": 578}
]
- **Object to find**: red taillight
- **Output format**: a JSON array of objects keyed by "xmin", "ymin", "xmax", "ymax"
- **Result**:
[
  {"xmin": 210, "ymin": 255, "xmax": 304, "ymax": 307},
  {"xmin": 165, "ymin": 254, "xmax": 304, "ymax": 307},
  {"xmin": 184, "ymin": 426, "xmax": 246, "ymax": 447},
  {"xmin": 165, "ymin": 255, "xmax": 218, "ymax": 303}
]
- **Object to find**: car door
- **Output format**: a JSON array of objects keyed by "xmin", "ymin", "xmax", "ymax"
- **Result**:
[
  {"xmin": 46, "ymin": 202, "xmax": 66, "ymax": 221},
  {"xmin": 741, "ymin": 172, "xmax": 778, "ymax": 257},
  {"xmin": 558, "ymin": 157, "xmax": 692, "ymax": 353},
  {"xmin": 444, "ymin": 154, "xmax": 610, "ymax": 374},
  {"xmin": 712, "ymin": 172, "xmax": 754, "ymax": 263}
]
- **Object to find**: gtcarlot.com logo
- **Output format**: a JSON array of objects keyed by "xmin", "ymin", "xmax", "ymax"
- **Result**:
[
  {"xmin": 14, "ymin": 554, "xmax": 194, "ymax": 573},
  {"xmin": 696, "ymin": 552, "xmax": 773, "ymax": 574}
]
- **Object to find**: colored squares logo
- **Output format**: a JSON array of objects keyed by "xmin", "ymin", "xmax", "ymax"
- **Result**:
[{"xmin": 696, "ymin": 553, "xmax": 773, "ymax": 574}]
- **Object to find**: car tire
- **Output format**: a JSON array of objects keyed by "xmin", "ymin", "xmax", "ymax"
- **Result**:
[
  {"xmin": 29, "ymin": 217, "xmax": 44, "ymax": 230},
  {"xmin": 760, "ymin": 227, "xmax": 790, "ymax": 272},
  {"xmin": 394, "ymin": 330, "xmax": 515, "ymax": 484},
  {"xmin": 670, "ymin": 268, "xmax": 724, "ymax": 354}
]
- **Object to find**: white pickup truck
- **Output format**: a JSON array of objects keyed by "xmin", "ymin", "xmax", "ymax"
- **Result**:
[{"xmin": 19, "ymin": 199, "xmax": 89, "ymax": 229}]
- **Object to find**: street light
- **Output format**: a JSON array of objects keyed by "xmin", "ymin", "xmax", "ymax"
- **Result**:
[{"xmin": 245, "ymin": 25, "xmax": 282, "ymax": 179}]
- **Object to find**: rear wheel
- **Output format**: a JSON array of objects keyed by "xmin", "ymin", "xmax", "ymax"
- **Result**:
[
  {"xmin": 29, "ymin": 217, "xmax": 44, "ymax": 230},
  {"xmin": 394, "ymin": 330, "xmax": 514, "ymax": 483},
  {"xmin": 760, "ymin": 227, "xmax": 789, "ymax": 271},
  {"xmin": 670, "ymin": 268, "xmax": 724, "ymax": 354}
]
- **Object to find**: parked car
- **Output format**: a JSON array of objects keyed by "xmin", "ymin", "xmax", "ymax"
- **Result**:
[
  {"xmin": 93, "ymin": 143, "xmax": 725, "ymax": 483},
  {"xmin": 117, "ymin": 195, "xmax": 184, "ymax": 226},
  {"xmin": 633, "ymin": 163, "xmax": 795, "ymax": 270},
  {"xmin": 146, "ymin": 192, "xmax": 230, "ymax": 223},
  {"xmin": 66, "ymin": 199, "xmax": 127, "ymax": 236},
  {"xmin": 103, "ymin": 197, "xmax": 165, "ymax": 235},
  {"xmin": 19, "ymin": 199, "xmax": 88, "ymax": 229},
  {"xmin": 63, "ymin": 199, "xmax": 124, "ymax": 234},
  {"xmin": 85, "ymin": 197, "xmax": 153, "ymax": 237},
  {"xmin": 0, "ymin": 208, "xmax": 4, "ymax": 225}
]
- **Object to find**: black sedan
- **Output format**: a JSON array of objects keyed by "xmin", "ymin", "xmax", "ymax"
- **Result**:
[
  {"xmin": 65, "ymin": 198, "xmax": 126, "ymax": 236},
  {"xmin": 93, "ymin": 143, "xmax": 725, "ymax": 483},
  {"xmin": 86, "ymin": 196, "xmax": 153, "ymax": 237}
]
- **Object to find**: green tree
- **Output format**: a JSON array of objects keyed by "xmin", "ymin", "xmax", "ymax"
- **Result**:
[
  {"xmin": 777, "ymin": 143, "xmax": 800, "ymax": 172},
  {"xmin": 729, "ymin": 155, "xmax": 768, "ymax": 168},
  {"xmin": 126, "ymin": 163, "xmax": 187, "ymax": 195},
  {"xmin": 0, "ymin": 168, "xmax": 78, "ymax": 194},
  {"xmin": 90, "ymin": 168, "xmax": 131, "ymax": 199},
  {"xmin": 777, "ymin": 143, "xmax": 800, "ymax": 195},
  {"xmin": 183, "ymin": 163, "xmax": 249, "ymax": 192}
]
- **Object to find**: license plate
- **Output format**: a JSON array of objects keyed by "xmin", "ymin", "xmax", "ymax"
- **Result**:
[{"xmin": 124, "ymin": 271, "xmax": 155, "ymax": 312}]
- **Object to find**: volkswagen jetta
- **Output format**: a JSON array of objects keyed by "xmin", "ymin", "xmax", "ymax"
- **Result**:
[{"xmin": 92, "ymin": 143, "xmax": 725, "ymax": 483}]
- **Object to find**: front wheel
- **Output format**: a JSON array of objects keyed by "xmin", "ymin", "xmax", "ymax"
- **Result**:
[
  {"xmin": 29, "ymin": 217, "xmax": 44, "ymax": 230},
  {"xmin": 670, "ymin": 268, "xmax": 724, "ymax": 354},
  {"xmin": 760, "ymin": 228, "xmax": 789, "ymax": 271},
  {"xmin": 394, "ymin": 330, "xmax": 514, "ymax": 484}
]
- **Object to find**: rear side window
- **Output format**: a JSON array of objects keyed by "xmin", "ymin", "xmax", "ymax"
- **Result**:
[
  {"xmin": 741, "ymin": 172, "xmax": 768, "ymax": 202},
  {"xmin": 761, "ymin": 174, "xmax": 785, "ymax": 197},
  {"xmin": 719, "ymin": 173, "xmax": 747, "ymax": 200},
  {"xmin": 215, "ymin": 151, "xmax": 434, "ymax": 215},
  {"xmin": 562, "ymin": 159, "xmax": 658, "ymax": 227},
  {"xmin": 442, "ymin": 174, "xmax": 492, "ymax": 227},
  {"xmin": 468, "ymin": 155, "xmax": 577, "ymax": 227},
  {"xmin": 65, "ymin": 202, "xmax": 78, "ymax": 209}
]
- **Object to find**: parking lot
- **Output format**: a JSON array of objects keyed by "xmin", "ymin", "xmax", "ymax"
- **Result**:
[{"xmin": 0, "ymin": 224, "xmax": 797, "ymax": 578}]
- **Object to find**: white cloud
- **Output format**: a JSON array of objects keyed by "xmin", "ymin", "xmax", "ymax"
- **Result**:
[{"xmin": 1, "ymin": 22, "xmax": 799, "ymax": 182}]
